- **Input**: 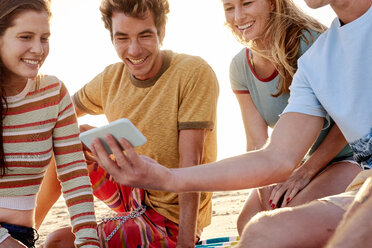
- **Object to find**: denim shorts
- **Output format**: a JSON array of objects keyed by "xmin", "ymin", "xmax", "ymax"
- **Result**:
[{"xmin": 0, "ymin": 222, "xmax": 39, "ymax": 248}]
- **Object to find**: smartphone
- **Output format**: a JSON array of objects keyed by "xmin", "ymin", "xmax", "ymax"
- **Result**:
[{"xmin": 79, "ymin": 118, "xmax": 147, "ymax": 154}]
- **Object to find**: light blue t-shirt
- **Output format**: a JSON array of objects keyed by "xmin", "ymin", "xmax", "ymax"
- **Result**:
[
  {"xmin": 230, "ymin": 29, "xmax": 352, "ymax": 159},
  {"xmin": 284, "ymin": 5, "xmax": 372, "ymax": 168}
]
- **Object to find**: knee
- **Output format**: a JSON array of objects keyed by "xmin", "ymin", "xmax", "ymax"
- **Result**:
[
  {"xmin": 236, "ymin": 213, "xmax": 244, "ymax": 235},
  {"xmin": 43, "ymin": 227, "xmax": 74, "ymax": 248},
  {"xmin": 237, "ymin": 211, "xmax": 249, "ymax": 235},
  {"xmin": 243, "ymin": 212, "xmax": 273, "ymax": 235},
  {"xmin": 239, "ymin": 211, "xmax": 282, "ymax": 247},
  {"xmin": 236, "ymin": 189, "xmax": 264, "ymax": 235}
]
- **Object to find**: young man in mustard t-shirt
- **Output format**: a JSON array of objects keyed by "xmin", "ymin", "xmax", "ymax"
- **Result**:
[{"xmin": 38, "ymin": 0, "xmax": 219, "ymax": 247}]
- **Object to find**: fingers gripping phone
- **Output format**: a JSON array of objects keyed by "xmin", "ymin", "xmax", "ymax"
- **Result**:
[{"xmin": 79, "ymin": 118, "xmax": 147, "ymax": 154}]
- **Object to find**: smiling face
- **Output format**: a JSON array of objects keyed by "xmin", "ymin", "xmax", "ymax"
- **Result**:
[
  {"xmin": 0, "ymin": 10, "xmax": 50, "ymax": 86},
  {"xmin": 223, "ymin": 0, "xmax": 274, "ymax": 43},
  {"xmin": 112, "ymin": 11, "xmax": 163, "ymax": 81}
]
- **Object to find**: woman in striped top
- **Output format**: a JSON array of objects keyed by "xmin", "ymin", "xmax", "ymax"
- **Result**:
[{"xmin": 0, "ymin": 0, "xmax": 99, "ymax": 247}]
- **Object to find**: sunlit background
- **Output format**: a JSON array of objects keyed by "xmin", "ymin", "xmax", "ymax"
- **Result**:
[{"xmin": 41, "ymin": 0, "xmax": 336, "ymax": 160}]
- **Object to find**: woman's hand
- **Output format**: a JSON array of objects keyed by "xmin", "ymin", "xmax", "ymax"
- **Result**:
[
  {"xmin": 269, "ymin": 166, "xmax": 312, "ymax": 208},
  {"xmin": 90, "ymin": 134, "xmax": 171, "ymax": 191}
]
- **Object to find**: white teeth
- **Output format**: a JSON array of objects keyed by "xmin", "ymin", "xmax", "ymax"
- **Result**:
[
  {"xmin": 23, "ymin": 59, "xmax": 39, "ymax": 65},
  {"xmin": 128, "ymin": 57, "xmax": 145, "ymax": 65},
  {"xmin": 238, "ymin": 22, "xmax": 254, "ymax": 30}
]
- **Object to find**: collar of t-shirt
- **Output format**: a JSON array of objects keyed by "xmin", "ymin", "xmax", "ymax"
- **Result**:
[{"xmin": 129, "ymin": 50, "xmax": 172, "ymax": 88}]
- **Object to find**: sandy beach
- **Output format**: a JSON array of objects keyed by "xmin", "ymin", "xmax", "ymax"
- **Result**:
[{"xmin": 36, "ymin": 189, "xmax": 251, "ymax": 246}]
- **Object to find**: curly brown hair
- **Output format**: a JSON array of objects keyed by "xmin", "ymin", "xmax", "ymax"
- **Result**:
[{"xmin": 100, "ymin": 0, "xmax": 170, "ymax": 44}]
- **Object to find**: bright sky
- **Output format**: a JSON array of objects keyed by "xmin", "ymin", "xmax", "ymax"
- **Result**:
[{"xmin": 41, "ymin": 0, "xmax": 336, "ymax": 160}]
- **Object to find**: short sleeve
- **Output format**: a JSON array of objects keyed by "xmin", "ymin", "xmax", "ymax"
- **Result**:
[
  {"xmin": 283, "ymin": 67, "xmax": 327, "ymax": 117},
  {"xmin": 74, "ymin": 71, "xmax": 105, "ymax": 115},
  {"xmin": 229, "ymin": 51, "xmax": 250, "ymax": 93},
  {"xmin": 178, "ymin": 63, "xmax": 219, "ymax": 130}
]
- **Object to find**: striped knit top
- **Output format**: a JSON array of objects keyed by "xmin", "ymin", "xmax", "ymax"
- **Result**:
[{"xmin": 0, "ymin": 75, "xmax": 99, "ymax": 247}]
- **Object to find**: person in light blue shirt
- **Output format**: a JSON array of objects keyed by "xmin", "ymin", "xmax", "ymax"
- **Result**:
[
  {"xmin": 284, "ymin": 8, "xmax": 372, "ymax": 165},
  {"xmin": 226, "ymin": 0, "xmax": 359, "ymax": 235}
]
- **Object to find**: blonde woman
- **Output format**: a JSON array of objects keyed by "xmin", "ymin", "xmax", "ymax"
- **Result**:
[{"xmin": 222, "ymin": 0, "xmax": 361, "ymax": 234}]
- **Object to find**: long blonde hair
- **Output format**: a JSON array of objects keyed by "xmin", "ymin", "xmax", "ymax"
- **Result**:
[{"xmin": 233, "ymin": 0, "xmax": 327, "ymax": 97}]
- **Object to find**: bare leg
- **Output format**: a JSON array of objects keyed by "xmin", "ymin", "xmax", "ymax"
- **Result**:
[
  {"xmin": 238, "ymin": 200, "xmax": 345, "ymax": 248},
  {"xmin": 35, "ymin": 156, "xmax": 62, "ymax": 229},
  {"xmin": 236, "ymin": 189, "xmax": 265, "ymax": 235},
  {"xmin": 43, "ymin": 227, "xmax": 74, "ymax": 248},
  {"xmin": 236, "ymin": 162, "xmax": 360, "ymax": 235},
  {"xmin": 287, "ymin": 162, "xmax": 361, "ymax": 207}
]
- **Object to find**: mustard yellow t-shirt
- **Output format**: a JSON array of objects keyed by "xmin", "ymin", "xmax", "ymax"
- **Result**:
[{"xmin": 74, "ymin": 50, "xmax": 219, "ymax": 229}]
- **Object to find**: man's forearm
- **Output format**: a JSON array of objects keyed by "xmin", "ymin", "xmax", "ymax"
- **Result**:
[
  {"xmin": 170, "ymin": 150, "xmax": 293, "ymax": 192},
  {"xmin": 177, "ymin": 192, "xmax": 200, "ymax": 247},
  {"xmin": 92, "ymin": 113, "xmax": 323, "ymax": 195},
  {"xmin": 169, "ymin": 114, "xmax": 323, "ymax": 193},
  {"xmin": 176, "ymin": 129, "xmax": 206, "ymax": 246},
  {"xmin": 176, "ymin": 157, "xmax": 201, "ymax": 246}
]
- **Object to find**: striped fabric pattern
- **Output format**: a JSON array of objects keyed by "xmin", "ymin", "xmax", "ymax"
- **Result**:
[
  {"xmin": 196, "ymin": 236, "xmax": 240, "ymax": 247},
  {"xmin": 1, "ymin": 75, "xmax": 99, "ymax": 247},
  {"xmin": 89, "ymin": 162, "xmax": 127, "ymax": 213},
  {"xmin": 98, "ymin": 207, "xmax": 178, "ymax": 248},
  {"xmin": 89, "ymin": 162, "xmax": 179, "ymax": 247}
]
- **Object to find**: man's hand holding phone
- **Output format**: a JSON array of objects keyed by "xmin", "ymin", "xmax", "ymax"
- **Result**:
[{"xmin": 79, "ymin": 118, "xmax": 147, "ymax": 154}]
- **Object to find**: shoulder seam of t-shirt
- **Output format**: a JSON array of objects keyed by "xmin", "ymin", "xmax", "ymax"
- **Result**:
[
  {"xmin": 233, "ymin": 90, "xmax": 250, "ymax": 94},
  {"xmin": 73, "ymin": 92, "xmax": 99, "ymax": 115}
]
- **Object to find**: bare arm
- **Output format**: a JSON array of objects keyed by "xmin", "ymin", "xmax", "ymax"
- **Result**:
[
  {"xmin": 171, "ymin": 113, "xmax": 324, "ymax": 191},
  {"xmin": 91, "ymin": 112, "xmax": 324, "ymax": 192},
  {"xmin": 34, "ymin": 155, "xmax": 61, "ymax": 229},
  {"xmin": 296, "ymin": 124, "xmax": 347, "ymax": 178},
  {"xmin": 236, "ymin": 94, "xmax": 268, "ymax": 151},
  {"xmin": 270, "ymin": 124, "xmax": 349, "ymax": 207},
  {"xmin": 176, "ymin": 129, "xmax": 207, "ymax": 248}
]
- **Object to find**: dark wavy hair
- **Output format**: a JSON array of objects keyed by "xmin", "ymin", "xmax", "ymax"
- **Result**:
[
  {"xmin": 0, "ymin": 0, "xmax": 51, "ymax": 176},
  {"xmin": 100, "ymin": 0, "xmax": 170, "ymax": 44}
]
